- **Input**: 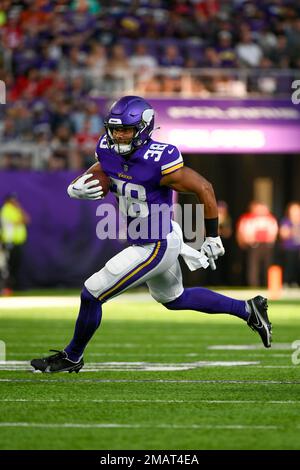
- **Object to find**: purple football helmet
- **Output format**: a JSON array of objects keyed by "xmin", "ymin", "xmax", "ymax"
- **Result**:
[{"xmin": 104, "ymin": 96, "xmax": 155, "ymax": 155}]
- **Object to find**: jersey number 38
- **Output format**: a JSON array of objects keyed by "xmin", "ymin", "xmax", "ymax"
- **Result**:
[{"xmin": 110, "ymin": 178, "xmax": 149, "ymax": 217}]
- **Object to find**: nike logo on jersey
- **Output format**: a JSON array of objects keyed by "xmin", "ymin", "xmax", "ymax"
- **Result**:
[{"xmin": 168, "ymin": 148, "xmax": 174, "ymax": 154}]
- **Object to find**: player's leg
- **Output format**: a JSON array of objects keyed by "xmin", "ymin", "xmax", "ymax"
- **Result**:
[
  {"xmin": 147, "ymin": 260, "xmax": 247, "ymax": 318},
  {"xmin": 147, "ymin": 261, "xmax": 272, "ymax": 348},
  {"xmin": 30, "ymin": 283, "xmax": 102, "ymax": 373},
  {"xmin": 65, "ymin": 237, "xmax": 181, "ymax": 357},
  {"xmin": 62, "ymin": 242, "xmax": 168, "ymax": 364},
  {"xmin": 31, "ymin": 234, "xmax": 182, "ymax": 372}
]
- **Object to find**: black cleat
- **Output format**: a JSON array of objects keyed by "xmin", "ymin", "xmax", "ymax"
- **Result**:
[
  {"xmin": 30, "ymin": 350, "xmax": 84, "ymax": 373},
  {"xmin": 246, "ymin": 296, "xmax": 272, "ymax": 348}
]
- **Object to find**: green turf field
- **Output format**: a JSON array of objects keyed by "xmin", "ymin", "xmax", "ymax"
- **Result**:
[{"xmin": 0, "ymin": 296, "xmax": 299, "ymax": 450}]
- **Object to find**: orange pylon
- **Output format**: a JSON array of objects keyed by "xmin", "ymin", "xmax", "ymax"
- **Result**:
[{"xmin": 268, "ymin": 265, "xmax": 283, "ymax": 300}]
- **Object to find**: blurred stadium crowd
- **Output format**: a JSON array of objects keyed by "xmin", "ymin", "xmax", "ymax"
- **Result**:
[{"xmin": 1, "ymin": 0, "xmax": 300, "ymax": 170}]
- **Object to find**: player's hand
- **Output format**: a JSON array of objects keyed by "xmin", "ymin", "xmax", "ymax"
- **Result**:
[
  {"xmin": 67, "ymin": 174, "xmax": 104, "ymax": 200},
  {"xmin": 200, "ymin": 236, "xmax": 225, "ymax": 271}
]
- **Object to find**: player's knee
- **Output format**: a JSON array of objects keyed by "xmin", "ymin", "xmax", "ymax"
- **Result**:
[
  {"xmin": 162, "ymin": 299, "xmax": 177, "ymax": 310},
  {"xmin": 149, "ymin": 290, "xmax": 184, "ymax": 309},
  {"xmin": 162, "ymin": 291, "xmax": 186, "ymax": 310},
  {"xmin": 148, "ymin": 284, "xmax": 186, "ymax": 309},
  {"xmin": 84, "ymin": 265, "xmax": 115, "ymax": 300},
  {"xmin": 150, "ymin": 295, "xmax": 179, "ymax": 310},
  {"xmin": 149, "ymin": 290, "xmax": 171, "ymax": 306},
  {"xmin": 84, "ymin": 275, "xmax": 105, "ymax": 300},
  {"xmin": 81, "ymin": 285, "xmax": 99, "ymax": 302}
]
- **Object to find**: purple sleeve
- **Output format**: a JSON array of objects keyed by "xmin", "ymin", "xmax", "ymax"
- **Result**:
[
  {"xmin": 160, "ymin": 145, "xmax": 184, "ymax": 176},
  {"xmin": 95, "ymin": 134, "xmax": 107, "ymax": 162}
]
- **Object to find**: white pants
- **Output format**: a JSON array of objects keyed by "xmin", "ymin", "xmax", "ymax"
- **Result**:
[{"xmin": 85, "ymin": 224, "xmax": 184, "ymax": 304}]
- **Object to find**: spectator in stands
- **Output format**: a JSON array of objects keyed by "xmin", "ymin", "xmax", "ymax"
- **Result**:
[
  {"xmin": 257, "ymin": 27, "xmax": 278, "ymax": 56},
  {"xmin": 34, "ymin": 129, "xmax": 52, "ymax": 168},
  {"xmin": 74, "ymin": 118, "xmax": 99, "ymax": 169},
  {"xmin": 84, "ymin": 101, "xmax": 104, "ymax": 135},
  {"xmin": 129, "ymin": 43, "xmax": 158, "ymax": 83},
  {"xmin": 236, "ymin": 30, "xmax": 263, "ymax": 67},
  {"xmin": 287, "ymin": 18, "xmax": 300, "ymax": 64},
  {"xmin": 157, "ymin": 44, "xmax": 184, "ymax": 92},
  {"xmin": 236, "ymin": 202, "xmax": 278, "ymax": 287},
  {"xmin": 9, "ymin": 101, "xmax": 33, "ymax": 140},
  {"xmin": 38, "ymin": 44, "xmax": 59, "ymax": 72},
  {"xmin": 268, "ymin": 34, "xmax": 290, "ymax": 68},
  {"xmin": 86, "ymin": 41, "xmax": 107, "ymax": 86},
  {"xmin": 0, "ymin": 116, "xmax": 17, "ymax": 141},
  {"xmin": 279, "ymin": 202, "xmax": 300, "ymax": 286},
  {"xmin": 50, "ymin": 98, "xmax": 75, "ymax": 134},
  {"xmin": 59, "ymin": 46, "xmax": 87, "ymax": 75},
  {"xmin": 159, "ymin": 44, "xmax": 184, "ymax": 68},
  {"xmin": 202, "ymin": 0, "xmax": 220, "ymax": 18},
  {"xmin": 68, "ymin": 74, "xmax": 88, "ymax": 102},
  {"xmin": 2, "ymin": 9, "xmax": 23, "ymax": 50},
  {"xmin": 216, "ymin": 31, "xmax": 237, "ymax": 67},
  {"xmin": 31, "ymin": 101, "xmax": 51, "ymax": 137},
  {"xmin": 47, "ymin": 150, "xmax": 68, "ymax": 171},
  {"xmin": 201, "ymin": 47, "xmax": 221, "ymax": 68},
  {"xmin": 255, "ymin": 57, "xmax": 278, "ymax": 95},
  {"xmin": 105, "ymin": 44, "xmax": 130, "ymax": 93},
  {"xmin": 50, "ymin": 124, "xmax": 76, "ymax": 157}
]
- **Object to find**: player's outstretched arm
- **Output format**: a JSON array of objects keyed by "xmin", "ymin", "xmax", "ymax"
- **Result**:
[
  {"xmin": 67, "ymin": 162, "xmax": 104, "ymax": 200},
  {"xmin": 160, "ymin": 167, "xmax": 225, "ymax": 269}
]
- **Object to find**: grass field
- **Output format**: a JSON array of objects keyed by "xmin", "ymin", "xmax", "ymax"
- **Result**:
[{"xmin": 0, "ymin": 293, "xmax": 299, "ymax": 450}]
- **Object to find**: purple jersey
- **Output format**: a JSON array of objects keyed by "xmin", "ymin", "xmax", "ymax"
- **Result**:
[{"xmin": 95, "ymin": 135, "xmax": 184, "ymax": 244}]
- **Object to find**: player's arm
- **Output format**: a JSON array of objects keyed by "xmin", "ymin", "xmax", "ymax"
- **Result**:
[
  {"xmin": 67, "ymin": 162, "xmax": 104, "ymax": 200},
  {"xmin": 160, "ymin": 166, "xmax": 225, "ymax": 268},
  {"xmin": 160, "ymin": 166, "xmax": 218, "ymax": 219}
]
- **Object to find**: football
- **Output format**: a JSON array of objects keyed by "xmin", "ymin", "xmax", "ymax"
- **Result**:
[{"xmin": 85, "ymin": 167, "xmax": 111, "ymax": 197}]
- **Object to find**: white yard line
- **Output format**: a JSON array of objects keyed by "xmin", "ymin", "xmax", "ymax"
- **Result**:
[
  {"xmin": 0, "ymin": 378, "xmax": 299, "ymax": 384},
  {"xmin": 0, "ymin": 422, "xmax": 279, "ymax": 430},
  {"xmin": 208, "ymin": 344, "xmax": 293, "ymax": 350},
  {"xmin": 247, "ymin": 365, "xmax": 297, "ymax": 368},
  {"xmin": 0, "ymin": 360, "xmax": 260, "ymax": 371},
  {"xmin": 0, "ymin": 361, "xmax": 297, "ymax": 372},
  {"xmin": 1, "ymin": 399, "xmax": 300, "ymax": 404}
]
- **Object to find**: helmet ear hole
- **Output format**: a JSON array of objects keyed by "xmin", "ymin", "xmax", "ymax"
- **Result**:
[{"xmin": 142, "ymin": 109, "xmax": 154, "ymax": 125}]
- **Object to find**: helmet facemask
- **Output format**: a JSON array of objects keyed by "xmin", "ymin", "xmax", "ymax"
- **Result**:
[{"xmin": 106, "ymin": 124, "xmax": 138, "ymax": 155}]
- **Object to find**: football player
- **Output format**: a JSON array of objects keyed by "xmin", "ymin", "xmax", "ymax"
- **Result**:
[{"xmin": 31, "ymin": 96, "xmax": 272, "ymax": 373}]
